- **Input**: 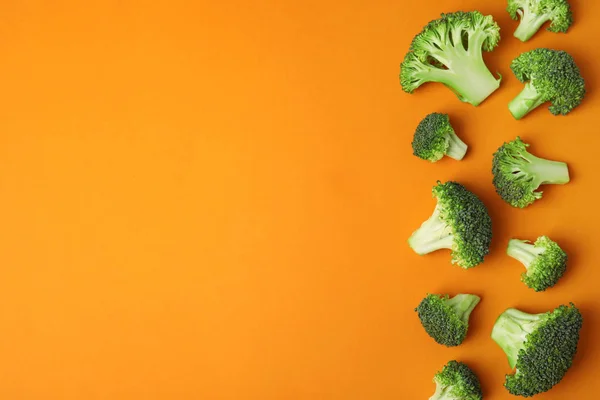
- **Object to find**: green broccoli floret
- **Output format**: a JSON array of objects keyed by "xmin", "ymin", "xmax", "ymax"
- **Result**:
[
  {"xmin": 491, "ymin": 304, "xmax": 582, "ymax": 397},
  {"xmin": 492, "ymin": 137, "xmax": 570, "ymax": 208},
  {"xmin": 507, "ymin": 236, "xmax": 568, "ymax": 291},
  {"xmin": 429, "ymin": 360, "xmax": 483, "ymax": 400},
  {"xmin": 508, "ymin": 49, "xmax": 585, "ymax": 119},
  {"xmin": 400, "ymin": 11, "xmax": 501, "ymax": 106},
  {"xmin": 508, "ymin": 0, "xmax": 573, "ymax": 42},
  {"xmin": 416, "ymin": 294, "xmax": 481, "ymax": 347},
  {"xmin": 408, "ymin": 181, "xmax": 492, "ymax": 268},
  {"xmin": 412, "ymin": 113, "xmax": 467, "ymax": 162}
]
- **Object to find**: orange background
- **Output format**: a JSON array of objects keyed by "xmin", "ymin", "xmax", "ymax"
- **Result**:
[{"xmin": 0, "ymin": 0, "xmax": 597, "ymax": 399}]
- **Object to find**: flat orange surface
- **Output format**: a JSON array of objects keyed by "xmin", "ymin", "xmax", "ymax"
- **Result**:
[{"xmin": 0, "ymin": 0, "xmax": 597, "ymax": 399}]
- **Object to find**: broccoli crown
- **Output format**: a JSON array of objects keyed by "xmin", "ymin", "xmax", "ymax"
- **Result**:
[
  {"xmin": 509, "ymin": 49, "xmax": 585, "ymax": 118},
  {"xmin": 412, "ymin": 113, "xmax": 451, "ymax": 161},
  {"xmin": 507, "ymin": 236, "xmax": 568, "ymax": 291},
  {"xmin": 508, "ymin": 0, "xmax": 573, "ymax": 32},
  {"xmin": 415, "ymin": 294, "xmax": 480, "ymax": 347},
  {"xmin": 430, "ymin": 360, "xmax": 483, "ymax": 400},
  {"xmin": 492, "ymin": 304, "xmax": 582, "ymax": 397},
  {"xmin": 492, "ymin": 137, "xmax": 570, "ymax": 208},
  {"xmin": 412, "ymin": 113, "xmax": 467, "ymax": 162},
  {"xmin": 433, "ymin": 182, "xmax": 492, "ymax": 267},
  {"xmin": 400, "ymin": 11, "xmax": 501, "ymax": 106}
]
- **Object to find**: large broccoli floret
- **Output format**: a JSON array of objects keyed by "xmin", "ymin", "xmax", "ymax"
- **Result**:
[
  {"xmin": 491, "ymin": 304, "xmax": 582, "ymax": 397},
  {"xmin": 508, "ymin": 49, "xmax": 585, "ymax": 119},
  {"xmin": 429, "ymin": 360, "xmax": 483, "ymax": 400},
  {"xmin": 416, "ymin": 294, "xmax": 481, "ymax": 347},
  {"xmin": 507, "ymin": 0, "xmax": 573, "ymax": 42},
  {"xmin": 507, "ymin": 236, "xmax": 568, "ymax": 292},
  {"xmin": 412, "ymin": 113, "xmax": 468, "ymax": 162},
  {"xmin": 492, "ymin": 137, "xmax": 570, "ymax": 208},
  {"xmin": 408, "ymin": 181, "xmax": 492, "ymax": 268},
  {"xmin": 400, "ymin": 11, "xmax": 501, "ymax": 106}
]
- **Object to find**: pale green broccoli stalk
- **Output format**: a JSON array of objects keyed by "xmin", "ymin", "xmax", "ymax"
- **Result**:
[
  {"xmin": 429, "ymin": 360, "xmax": 483, "ymax": 400},
  {"xmin": 400, "ymin": 11, "xmax": 501, "ymax": 106},
  {"xmin": 492, "ymin": 304, "xmax": 582, "ymax": 397},
  {"xmin": 412, "ymin": 113, "xmax": 468, "ymax": 162},
  {"xmin": 507, "ymin": 0, "xmax": 573, "ymax": 42},
  {"xmin": 507, "ymin": 236, "xmax": 567, "ymax": 291}
]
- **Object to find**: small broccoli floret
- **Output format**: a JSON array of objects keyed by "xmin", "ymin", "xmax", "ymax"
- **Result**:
[
  {"xmin": 416, "ymin": 294, "xmax": 481, "ymax": 347},
  {"xmin": 400, "ymin": 11, "xmax": 501, "ymax": 106},
  {"xmin": 508, "ymin": 49, "xmax": 585, "ymax": 119},
  {"xmin": 412, "ymin": 113, "xmax": 468, "ymax": 162},
  {"xmin": 491, "ymin": 304, "xmax": 582, "ymax": 397},
  {"xmin": 507, "ymin": 0, "xmax": 573, "ymax": 42},
  {"xmin": 429, "ymin": 360, "xmax": 483, "ymax": 400},
  {"xmin": 408, "ymin": 181, "xmax": 492, "ymax": 268},
  {"xmin": 507, "ymin": 236, "xmax": 568, "ymax": 291},
  {"xmin": 492, "ymin": 137, "xmax": 570, "ymax": 208}
]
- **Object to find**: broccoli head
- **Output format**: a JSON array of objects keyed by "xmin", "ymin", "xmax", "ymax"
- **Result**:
[
  {"xmin": 507, "ymin": 236, "xmax": 568, "ymax": 291},
  {"xmin": 412, "ymin": 113, "xmax": 468, "ymax": 162},
  {"xmin": 416, "ymin": 294, "xmax": 481, "ymax": 347},
  {"xmin": 429, "ymin": 360, "xmax": 483, "ymax": 400},
  {"xmin": 492, "ymin": 137, "xmax": 570, "ymax": 208},
  {"xmin": 508, "ymin": 0, "xmax": 573, "ymax": 42},
  {"xmin": 408, "ymin": 181, "xmax": 492, "ymax": 268},
  {"xmin": 400, "ymin": 11, "xmax": 501, "ymax": 106},
  {"xmin": 491, "ymin": 304, "xmax": 582, "ymax": 397},
  {"xmin": 509, "ymin": 48, "xmax": 585, "ymax": 119}
]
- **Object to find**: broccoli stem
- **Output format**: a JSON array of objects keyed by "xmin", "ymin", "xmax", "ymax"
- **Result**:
[
  {"xmin": 491, "ymin": 309, "xmax": 546, "ymax": 369},
  {"xmin": 429, "ymin": 382, "xmax": 450, "ymax": 400},
  {"xmin": 440, "ymin": 52, "xmax": 501, "ymax": 106},
  {"xmin": 507, "ymin": 239, "xmax": 544, "ymax": 269},
  {"xmin": 446, "ymin": 294, "xmax": 481, "ymax": 324},
  {"xmin": 514, "ymin": 12, "xmax": 550, "ymax": 42},
  {"xmin": 524, "ymin": 153, "xmax": 570, "ymax": 186},
  {"xmin": 408, "ymin": 204, "xmax": 453, "ymax": 255},
  {"xmin": 446, "ymin": 132, "xmax": 468, "ymax": 161},
  {"xmin": 508, "ymin": 82, "xmax": 547, "ymax": 119}
]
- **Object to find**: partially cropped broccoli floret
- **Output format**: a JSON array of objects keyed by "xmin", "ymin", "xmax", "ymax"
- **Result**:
[
  {"xmin": 508, "ymin": 0, "xmax": 573, "ymax": 42},
  {"xmin": 416, "ymin": 294, "xmax": 480, "ymax": 347},
  {"xmin": 491, "ymin": 304, "xmax": 582, "ymax": 397},
  {"xmin": 429, "ymin": 360, "xmax": 483, "ymax": 400},
  {"xmin": 492, "ymin": 137, "xmax": 570, "ymax": 208},
  {"xmin": 400, "ymin": 11, "xmax": 501, "ymax": 106},
  {"xmin": 507, "ymin": 236, "xmax": 568, "ymax": 291},
  {"xmin": 412, "ymin": 113, "xmax": 467, "ymax": 162},
  {"xmin": 408, "ymin": 181, "xmax": 492, "ymax": 268},
  {"xmin": 509, "ymin": 49, "xmax": 585, "ymax": 119}
]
